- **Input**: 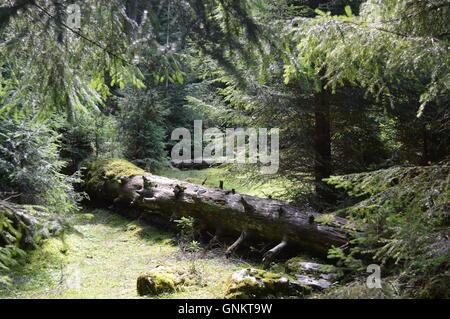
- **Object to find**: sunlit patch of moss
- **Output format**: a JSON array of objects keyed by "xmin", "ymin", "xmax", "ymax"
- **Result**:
[
  {"xmin": 136, "ymin": 265, "xmax": 207, "ymax": 296},
  {"xmin": 126, "ymin": 224, "xmax": 138, "ymax": 232},
  {"xmin": 85, "ymin": 158, "xmax": 148, "ymax": 191},
  {"xmin": 175, "ymin": 184, "xmax": 186, "ymax": 191},
  {"xmin": 1, "ymin": 208, "xmax": 260, "ymax": 299},
  {"xmin": 283, "ymin": 256, "xmax": 320, "ymax": 273},
  {"xmin": 137, "ymin": 268, "xmax": 179, "ymax": 296},
  {"xmin": 0, "ymin": 236, "xmax": 68, "ymax": 297},
  {"xmin": 40, "ymin": 237, "xmax": 69, "ymax": 256},
  {"xmin": 284, "ymin": 257, "xmax": 338, "ymax": 282},
  {"xmin": 0, "ymin": 202, "xmax": 66, "ymax": 282}
]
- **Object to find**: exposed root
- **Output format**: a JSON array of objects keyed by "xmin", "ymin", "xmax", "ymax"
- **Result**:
[
  {"xmin": 262, "ymin": 234, "xmax": 288, "ymax": 268},
  {"xmin": 225, "ymin": 230, "xmax": 248, "ymax": 258}
]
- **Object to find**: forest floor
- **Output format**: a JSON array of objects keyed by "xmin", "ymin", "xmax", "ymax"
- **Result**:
[
  {"xmin": 2, "ymin": 208, "xmax": 392, "ymax": 299},
  {"xmin": 1, "ymin": 208, "xmax": 263, "ymax": 299}
]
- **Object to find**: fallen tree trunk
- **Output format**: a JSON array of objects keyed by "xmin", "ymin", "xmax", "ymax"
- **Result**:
[
  {"xmin": 170, "ymin": 160, "xmax": 213, "ymax": 170},
  {"xmin": 85, "ymin": 159, "xmax": 355, "ymax": 261}
]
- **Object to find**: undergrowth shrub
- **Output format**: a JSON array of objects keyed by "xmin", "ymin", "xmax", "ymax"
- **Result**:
[
  {"xmin": 174, "ymin": 216, "xmax": 201, "ymax": 253},
  {"xmin": 118, "ymin": 87, "xmax": 168, "ymax": 172},
  {"xmin": 0, "ymin": 115, "xmax": 79, "ymax": 286},
  {"xmin": 59, "ymin": 112, "xmax": 124, "ymax": 175},
  {"xmin": 0, "ymin": 115, "xmax": 82, "ymax": 214},
  {"xmin": 326, "ymin": 166, "xmax": 450, "ymax": 298}
]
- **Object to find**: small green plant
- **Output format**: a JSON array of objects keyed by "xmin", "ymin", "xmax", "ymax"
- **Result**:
[
  {"xmin": 174, "ymin": 217, "xmax": 200, "ymax": 253},
  {"xmin": 188, "ymin": 240, "xmax": 201, "ymax": 252},
  {"xmin": 0, "ymin": 202, "xmax": 66, "ymax": 288},
  {"xmin": 315, "ymin": 214, "xmax": 338, "ymax": 226}
]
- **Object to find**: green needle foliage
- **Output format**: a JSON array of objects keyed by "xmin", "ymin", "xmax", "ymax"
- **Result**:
[
  {"xmin": 0, "ymin": 0, "xmax": 147, "ymax": 119},
  {"xmin": 0, "ymin": 115, "xmax": 82, "ymax": 214},
  {"xmin": 326, "ymin": 166, "xmax": 450, "ymax": 298},
  {"xmin": 285, "ymin": 0, "xmax": 449, "ymax": 115}
]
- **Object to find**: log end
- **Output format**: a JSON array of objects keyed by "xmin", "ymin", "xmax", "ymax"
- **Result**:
[{"xmin": 85, "ymin": 158, "xmax": 147, "ymax": 193}]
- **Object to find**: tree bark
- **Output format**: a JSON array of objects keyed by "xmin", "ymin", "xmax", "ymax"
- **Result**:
[
  {"xmin": 314, "ymin": 89, "xmax": 335, "ymax": 205},
  {"xmin": 85, "ymin": 159, "xmax": 355, "ymax": 258},
  {"xmin": 125, "ymin": 0, "xmax": 139, "ymax": 35}
]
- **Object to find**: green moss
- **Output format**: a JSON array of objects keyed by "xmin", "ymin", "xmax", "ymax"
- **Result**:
[
  {"xmin": 144, "ymin": 180, "xmax": 156, "ymax": 188},
  {"xmin": 285, "ymin": 257, "xmax": 309, "ymax": 273},
  {"xmin": 137, "ymin": 269, "xmax": 180, "ymax": 296},
  {"xmin": 224, "ymin": 268, "xmax": 304, "ymax": 299},
  {"xmin": 175, "ymin": 184, "xmax": 186, "ymax": 191},
  {"xmin": 1, "ymin": 208, "xmax": 253, "ymax": 299},
  {"xmin": 85, "ymin": 158, "xmax": 148, "ymax": 191},
  {"xmin": 0, "ymin": 202, "xmax": 65, "ymax": 274},
  {"xmin": 173, "ymin": 184, "xmax": 187, "ymax": 199},
  {"xmin": 126, "ymin": 224, "xmax": 138, "ymax": 232},
  {"xmin": 136, "ymin": 266, "xmax": 204, "ymax": 296}
]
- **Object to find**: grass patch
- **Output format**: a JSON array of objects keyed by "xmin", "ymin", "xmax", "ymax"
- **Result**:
[{"xmin": 156, "ymin": 166, "xmax": 293, "ymax": 200}]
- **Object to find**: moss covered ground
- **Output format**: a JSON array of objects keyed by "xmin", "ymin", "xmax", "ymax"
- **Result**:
[
  {"xmin": 4, "ymin": 166, "xmax": 437, "ymax": 299},
  {"xmin": 0, "ymin": 208, "xmax": 268, "ymax": 299},
  {"xmin": 0, "ymin": 166, "xmax": 294, "ymax": 299}
]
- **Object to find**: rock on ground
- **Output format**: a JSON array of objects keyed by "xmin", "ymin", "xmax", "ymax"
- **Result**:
[
  {"xmin": 225, "ymin": 259, "xmax": 338, "ymax": 299},
  {"xmin": 285, "ymin": 258, "xmax": 338, "ymax": 290},
  {"xmin": 137, "ymin": 266, "xmax": 183, "ymax": 296},
  {"xmin": 224, "ymin": 268, "xmax": 311, "ymax": 299}
]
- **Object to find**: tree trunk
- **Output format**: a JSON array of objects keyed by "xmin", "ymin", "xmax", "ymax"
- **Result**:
[
  {"xmin": 314, "ymin": 89, "xmax": 335, "ymax": 205},
  {"xmin": 125, "ymin": 0, "xmax": 139, "ymax": 35},
  {"xmin": 85, "ymin": 159, "xmax": 355, "ymax": 261}
]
